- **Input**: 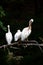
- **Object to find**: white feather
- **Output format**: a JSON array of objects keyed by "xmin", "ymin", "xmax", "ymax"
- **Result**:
[
  {"xmin": 21, "ymin": 27, "xmax": 31, "ymax": 41},
  {"xmin": 21, "ymin": 19, "xmax": 34, "ymax": 41},
  {"xmin": 14, "ymin": 30, "xmax": 21, "ymax": 41},
  {"xmin": 5, "ymin": 25, "xmax": 13, "ymax": 45}
]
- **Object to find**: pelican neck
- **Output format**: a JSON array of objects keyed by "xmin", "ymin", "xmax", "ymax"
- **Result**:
[{"xmin": 8, "ymin": 27, "xmax": 10, "ymax": 32}]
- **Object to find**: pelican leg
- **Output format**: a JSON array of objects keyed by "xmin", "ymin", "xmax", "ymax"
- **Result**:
[
  {"xmin": 18, "ymin": 39, "xmax": 21, "ymax": 46},
  {"xmin": 27, "ymin": 38, "xmax": 29, "ymax": 41},
  {"xmin": 25, "ymin": 38, "xmax": 29, "ymax": 47}
]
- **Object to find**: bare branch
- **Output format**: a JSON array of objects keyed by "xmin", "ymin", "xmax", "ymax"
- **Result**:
[{"xmin": 0, "ymin": 40, "xmax": 43, "ymax": 52}]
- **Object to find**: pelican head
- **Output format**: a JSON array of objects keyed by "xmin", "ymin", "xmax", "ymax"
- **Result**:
[
  {"xmin": 29, "ymin": 19, "xmax": 34, "ymax": 25},
  {"xmin": 30, "ymin": 19, "xmax": 34, "ymax": 23},
  {"xmin": 17, "ymin": 30, "xmax": 21, "ymax": 32},
  {"xmin": 7, "ymin": 25, "xmax": 10, "ymax": 28}
]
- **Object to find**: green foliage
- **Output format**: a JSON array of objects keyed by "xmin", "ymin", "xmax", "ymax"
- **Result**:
[
  {"xmin": 0, "ymin": 6, "xmax": 5, "ymax": 17},
  {"xmin": 0, "ymin": 21, "xmax": 7, "ymax": 31},
  {"xmin": 0, "ymin": 6, "xmax": 7, "ymax": 32}
]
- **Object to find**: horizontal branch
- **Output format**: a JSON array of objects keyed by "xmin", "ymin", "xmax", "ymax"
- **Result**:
[
  {"xmin": 0, "ymin": 42, "xmax": 18, "ymax": 48},
  {"xmin": 0, "ymin": 40, "xmax": 43, "ymax": 49},
  {"xmin": 22, "ymin": 43, "xmax": 43, "ymax": 46}
]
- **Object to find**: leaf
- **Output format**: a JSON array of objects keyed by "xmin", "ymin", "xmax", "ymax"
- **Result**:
[
  {"xmin": 0, "ymin": 21, "xmax": 7, "ymax": 32},
  {"xmin": 2, "ymin": 27, "xmax": 7, "ymax": 32},
  {"xmin": 0, "ymin": 6, "xmax": 6, "ymax": 17},
  {"xmin": 0, "ymin": 21, "xmax": 3, "ymax": 27}
]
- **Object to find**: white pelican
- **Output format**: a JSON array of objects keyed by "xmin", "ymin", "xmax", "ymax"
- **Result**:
[
  {"xmin": 14, "ymin": 30, "xmax": 21, "ymax": 41},
  {"xmin": 5, "ymin": 25, "xmax": 13, "ymax": 45},
  {"xmin": 21, "ymin": 19, "xmax": 34, "ymax": 41}
]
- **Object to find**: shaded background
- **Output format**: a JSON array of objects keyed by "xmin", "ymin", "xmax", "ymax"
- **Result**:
[
  {"xmin": 0, "ymin": 0, "xmax": 43, "ymax": 44},
  {"xmin": 0, "ymin": 0, "xmax": 43, "ymax": 65}
]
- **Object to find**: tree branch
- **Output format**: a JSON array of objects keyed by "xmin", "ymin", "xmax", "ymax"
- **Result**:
[{"xmin": 0, "ymin": 40, "xmax": 43, "ymax": 50}]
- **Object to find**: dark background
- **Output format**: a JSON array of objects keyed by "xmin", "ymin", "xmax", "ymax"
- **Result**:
[
  {"xmin": 0, "ymin": 0, "xmax": 43, "ymax": 65},
  {"xmin": 0, "ymin": 0, "xmax": 43, "ymax": 42}
]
